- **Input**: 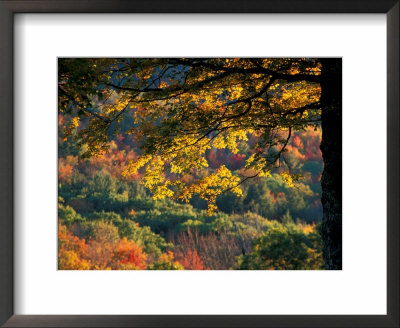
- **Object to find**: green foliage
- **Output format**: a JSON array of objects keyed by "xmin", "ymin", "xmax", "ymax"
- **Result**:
[
  {"xmin": 87, "ymin": 173, "xmax": 116, "ymax": 196},
  {"xmin": 58, "ymin": 203, "xmax": 85, "ymax": 226},
  {"xmin": 281, "ymin": 210, "xmax": 294, "ymax": 225},
  {"xmin": 238, "ymin": 222, "xmax": 323, "ymax": 270},
  {"xmin": 88, "ymin": 220, "xmax": 120, "ymax": 244},
  {"xmin": 87, "ymin": 210, "xmax": 123, "ymax": 223},
  {"xmin": 114, "ymin": 219, "xmax": 172, "ymax": 257},
  {"xmin": 147, "ymin": 252, "xmax": 184, "ymax": 270},
  {"xmin": 133, "ymin": 201, "xmax": 199, "ymax": 235}
]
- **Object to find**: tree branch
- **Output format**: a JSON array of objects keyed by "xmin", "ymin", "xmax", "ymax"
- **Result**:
[{"xmin": 58, "ymin": 86, "xmax": 111, "ymax": 123}]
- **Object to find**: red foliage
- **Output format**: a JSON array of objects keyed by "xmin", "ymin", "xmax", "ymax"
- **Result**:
[
  {"xmin": 58, "ymin": 161, "xmax": 74, "ymax": 183},
  {"xmin": 58, "ymin": 156, "xmax": 78, "ymax": 183},
  {"xmin": 207, "ymin": 149, "xmax": 224, "ymax": 168},
  {"xmin": 88, "ymin": 147, "xmax": 140, "ymax": 181},
  {"xmin": 292, "ymin": 135, "xmax": 303, "ymax": 148},
  {"xmin": 229, "ymin": 153, "xmax": 245, "ymax": 170},
  {"xmin": 113, "ymin": 237, "xmax": 147, "ymax": 269},
  {"xmin": 299, "ymin": 127, "xmax": 322, "ymax": 161},
  {"xmin": 116, "ymin": 134, "xmax": 125, "ymax": 142},
  {"xmin": 177, "ymin": 249, "xmax": 206, "ymax": 270}
]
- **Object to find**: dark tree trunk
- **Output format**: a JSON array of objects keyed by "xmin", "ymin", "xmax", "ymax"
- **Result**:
[{"xmin": 320, "ymin": 59, "xmax": 342, "ymax": 270}]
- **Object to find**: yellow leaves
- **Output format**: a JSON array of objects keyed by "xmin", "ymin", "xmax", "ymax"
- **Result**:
[
  {"xmin": 178, "ymin": 165, "xmax": 242, "ymax": 216},
  {"xmin": 258, "ymin": 170, "xmax": 272, "ymax": 178},
  {"xmin": 299, "ymin": 223, "xmax": 316, "ymax": 234},
  {"xmin": 159, "ymin": 81, "xmax": 168, "ymax": 88},
  {"xmin": 115, "ymin": 99, "xmax": 130, "ymax": 112},
  {"xmin": 63, "ymin": 116, "xmax": 81, "ymax": 140},
  {"xmin": 280, "ymin": 171, "xmax": 294, "ymax": 187},
  {"xmin": 70, "ymin": 116, "xmax": 80, "ymax": 128},
  {"xmin": 152, "ymin": 181, "xmax": 174, "ymax": 200},
  {"xmin": 269, "ymin": 81, "xmax": 321, "ymax": 112},
  {"xmin": 159, "ymin": 251, "xmax": 175, "ymax": 263},
  {"xmin": 170, "ymin": 155, "xmax": 209, "ymax": 174},
  {"xmin": 289, "ymin": 67, "xmax": 300, "ymax": 75},
  {"xmin": 223, "ymin": 57, "xmax": 242, "ymax": 68},
  {"xmin": 228, "ymin": 130, "xmax": 248, "ymax": 153},
  {"xmin": 305, "ymin": 62, "xmax": 322, "ymax": 75},
  {"xmin": 227, "ymin": 84, "xmax": 244, "ymax": 100},
  {"xmin": 142, "ymin": 156, "xmax": 166, "ymax": 190},
  {"xmin": 123, "ymin": 154, "xmax": 152, "ymax": 176},
  {"xmin": 58, "ymin": 250, "xmax": 91, "ymax": 270},
  {"xmin": 245, "ymin": 153, "xmax": 271, "ymax": 177},
  {"xmin": 136, "ymin": 68, "xmax": 153, "ymax": 81},
  {"xmin": 279, "ymin": 171, "xmax": 303, "ymax": 188},
  {"xmin": 261, "ymin": 58, "xmax": 274, "ymax": 67},
  {"xmin": 212, "ymin": 130, "xmax": 248, "ymax": 154},
  {"xmin": 226, "ymin": 134, "xmax": 238, "ymax": 153},
  {"xmin": 213, "ymin": 134, "xmax": 226, "ymax": 149},
  {"xmin": 206, "ymin": 204, "xmax": 218, "ymax": 216},
  {"xmin": 167, "ymin": 134, "xmax": 211, "ymax": 174},
  {"xmin": 123, "ymin": 132, "xmax": 249, "ymax": 210},
  {"xmin": 123, "ymin": 154, "xmax": 173, "ymax": 199},
  {"xmin": 103, "ymin": 97, "xmax": 130, "ymax": 115},
  {"xmin": 149, "ymin": 251, "xmax": 184, "ymax": 270},
  {"xmin": 245, "ymin": 153, "xmax": 257, "ymax": 167}
]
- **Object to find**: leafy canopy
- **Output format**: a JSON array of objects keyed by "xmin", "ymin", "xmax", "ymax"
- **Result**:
[{"xmin": 59, "ymin": 58, "xmax": 321, "ymax": 214}]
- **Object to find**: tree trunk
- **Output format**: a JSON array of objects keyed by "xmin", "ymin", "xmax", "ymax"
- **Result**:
[{"xmin": 320, "ymin": 59, "xmax": 342, "ymax": 269}]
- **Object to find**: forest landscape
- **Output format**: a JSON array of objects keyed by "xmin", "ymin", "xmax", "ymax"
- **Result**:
[{"xmin": 58, "ymin": 58, "xmax": 342, "ymax": 270}]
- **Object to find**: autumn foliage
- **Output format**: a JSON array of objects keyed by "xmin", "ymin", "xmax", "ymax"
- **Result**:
[
  {"xmin": 58, "ymin": 224, "xmax": 90, "ymax": 270},
  {"xmin": 59, "ymin": 224, "xmax": 148, "ymax": 270},
  {"xmin": 175, "ymin": 249, "xmax": 206, "ymax": 270},
  {"xmin": 58, "ymin": 58, "xmax": 327, "ymax": 270},
  {"xmin": 113, "ymin": 237, "xmax": 147, "ymax": 270}
]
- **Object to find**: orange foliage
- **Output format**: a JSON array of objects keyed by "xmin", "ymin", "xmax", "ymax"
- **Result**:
[
  {"xmin": 58, "ymin": 224, "xmax": 90, "ymax": 270},
  {"xmin": 88, "ymin": 146, "xmax": 139, "ymax": 180},
  {"xmin": 58, "ymin": 224, "xmax": 148, "ymax": 270},
  {"xmin": 112, "ymin": 237, "xmax": 147, "ymax": 270},
  {"xmin": 58, "ymin": 161, "xmax": 74, "ymax": 183},
  {"xmin": 298, "ymin": 222, "xmax": 317, "ymax": 234},
  {"xmin": 85, "ymin": 240, "xmax": 114, "ymax": 270},
  {"xmin": 285, "ymin": 127, "xmax": 322, "ymax": 162},
  {"xmin": 176, "ymin": 249, "xmax": 206, "ymax": 270},
  {"xmin": 300, "ymin": 127, "xmax": 322, "ymax": 161},
  {"xmin": 58, "ymin": 156, "xmax": 78, "ymax": 183},
  {"xmin": 285, "ymin": 145, "xmax": 306, "ymax": 161},
  {"xmin": 59, "ymin": 224, "xmax": 87, "ymax": 255},
  {"xmin": 58, "ymin": 155, "xmax": 79, "ymax": 183},
  {"xmin": 292, "ymin": 135, "xmax": 303, "ymax": 148}
]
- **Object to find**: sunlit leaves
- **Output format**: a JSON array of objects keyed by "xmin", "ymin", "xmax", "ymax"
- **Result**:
[
  {"xmin": 178, "ymin": 165, "xmax": 243, "ymax": 215},
  {"xmin": 59, "ymin": 58, "xmax": 322, "ymax": 214}
]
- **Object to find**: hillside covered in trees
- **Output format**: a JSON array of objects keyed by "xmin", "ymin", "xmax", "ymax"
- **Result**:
[
  {"xmin": 58, "ymin": 58, "xmax": 339, "ymax": 270},
  {"xmin": 59, "ymin": 117, "xmax": 324, "ymax": 269}
]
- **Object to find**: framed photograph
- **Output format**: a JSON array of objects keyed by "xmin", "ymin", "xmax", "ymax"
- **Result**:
[{"xmin": 0, "ymin": 1, "xmax": 398, "ymax": 327}]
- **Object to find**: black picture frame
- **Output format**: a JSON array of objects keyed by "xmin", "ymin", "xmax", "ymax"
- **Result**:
[{"xmin": 0, "ymin": 1, "xmax": 398, "ymax": 327}]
